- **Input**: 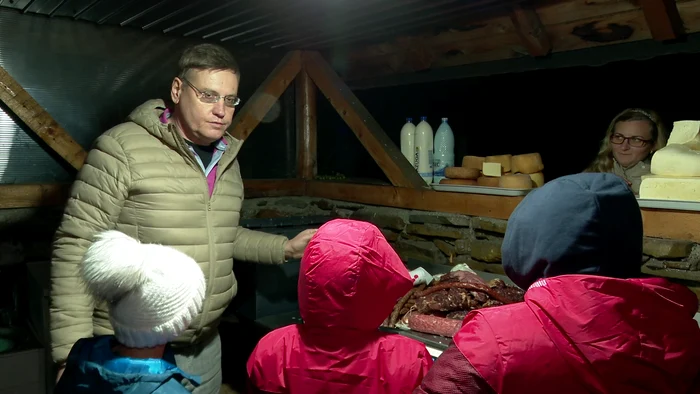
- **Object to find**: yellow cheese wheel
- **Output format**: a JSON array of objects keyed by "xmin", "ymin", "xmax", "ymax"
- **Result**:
[
  {"xmin": 529, "ymin": 172, "xmax": 545, "ymax": 187},
  {"xmin": 444, "ymin": 167, "xmax": 480, "ymax": 180},
  {"xmin": 511, "ymin": 153, "xmax": 544, "ymax": 174},
  {"xmin": 498, "ymin": 174, "xmax": 534, "ymax": 189},
  {"xmin": 462, "ymin": 156, "xmax": 485, "ymax": 170},
  {"xmin": 440, "ymin": 178, "xmax": 478, "ymax": 186},
  {"xmin": 485, "ymin": 155, "xmax": 513, "ymax": 172},
  {"xmin": 477, "ymin": 176, "xmax": 500, "ymax": 187}
]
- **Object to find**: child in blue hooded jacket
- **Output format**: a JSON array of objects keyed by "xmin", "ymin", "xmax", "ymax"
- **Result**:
[{"xmin": 55, "ymin": 230, "xmax": 206, "ymax": 393}]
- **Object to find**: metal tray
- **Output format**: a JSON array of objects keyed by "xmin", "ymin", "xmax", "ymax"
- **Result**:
[
  {"xmin": 637, "ymin": 198, "xmax": 700, "ymax": 212},
  {"xmin": 431, "ymin": 183, "xmax": 533, "ymax": 196}
]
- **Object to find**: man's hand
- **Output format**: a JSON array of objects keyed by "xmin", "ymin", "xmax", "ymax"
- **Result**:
[{"xmin": 284, "ymin": 229, "xmax": 317, "ymax": 260}]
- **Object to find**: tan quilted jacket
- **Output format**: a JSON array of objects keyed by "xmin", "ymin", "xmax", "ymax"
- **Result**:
[{"xmin": 50, "ymin": 99, "xmax": 287, "ymax": 363}]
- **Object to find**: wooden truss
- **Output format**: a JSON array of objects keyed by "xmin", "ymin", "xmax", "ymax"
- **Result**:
[{"xmin": 0, "ymin": 52, "xmax": 698, "ymax": 242}]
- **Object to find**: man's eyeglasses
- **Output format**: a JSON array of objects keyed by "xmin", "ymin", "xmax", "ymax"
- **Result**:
[
  {"xmin": 610, "ymin": 133, "xmax": 651, "ymax": 148},
  {"xmin": 182, "ymin": 78, "xmax": 241, "ymax": 108}
]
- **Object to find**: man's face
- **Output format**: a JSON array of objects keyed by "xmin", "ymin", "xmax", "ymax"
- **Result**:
[{"xmin": 170, "ymin": 68, "xmax": 239, "ymax": 145}]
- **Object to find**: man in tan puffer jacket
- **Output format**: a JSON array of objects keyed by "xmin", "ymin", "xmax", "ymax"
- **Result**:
[{"xmin": 50, "ymin": 43, "xmax": 315, "ymax": 394}]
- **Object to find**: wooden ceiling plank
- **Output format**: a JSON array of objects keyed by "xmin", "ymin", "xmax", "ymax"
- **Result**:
[
  {"xmin": 231, "ymin": 50, "xmax": 302, "ymax": 140},
  {"xmin": 338, "ymin": 0, "xmax": 700, "ymax": 81},
  {"xmin": 0, "ymin": 66, "xmax": 87, "ymax": 170},
  {"xmin": 510, "ymin": 3, "xmax": 552, "ymax": 57}
]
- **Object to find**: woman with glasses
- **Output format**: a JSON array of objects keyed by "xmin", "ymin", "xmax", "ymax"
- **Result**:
[{"xmin": 586, "ymin": 108, "xmax": 668, "ymax": 195}]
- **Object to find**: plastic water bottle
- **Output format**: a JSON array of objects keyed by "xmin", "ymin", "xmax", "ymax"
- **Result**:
[
  {"xmin": 433, "ymin": 118, "xmax": 455, "ymax": 183},
  {"xmin": 400, "ymin": 118, "xmax": 416, "ymax": 167},
  {"xmin": 414, "ymin": 116, "xmax": 434, "ymax": 185}
]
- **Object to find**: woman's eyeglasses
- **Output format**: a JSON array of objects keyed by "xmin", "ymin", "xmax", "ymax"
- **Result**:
[{"xmin": 610, "ymin": 133, "xmax": 651, "ymax": 148}]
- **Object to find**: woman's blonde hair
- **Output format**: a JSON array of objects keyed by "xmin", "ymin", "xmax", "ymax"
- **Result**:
[{"xmin": 585, "ymin": 108, "xmax": 668, "ymax": 173}]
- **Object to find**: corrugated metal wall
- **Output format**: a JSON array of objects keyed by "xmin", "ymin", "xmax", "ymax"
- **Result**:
[{"xmin": 0, "ymin": 7, "xmax": 288, "ymax": 184}]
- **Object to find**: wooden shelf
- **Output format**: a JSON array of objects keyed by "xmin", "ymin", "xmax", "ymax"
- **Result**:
[{"xmin": 3, "ymin": 179, "xmax": 700, "ymax": 243}]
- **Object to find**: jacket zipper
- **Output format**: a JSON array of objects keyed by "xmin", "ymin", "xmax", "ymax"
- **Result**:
[{"xmin": 174, "ymin": 134, "xmax": 218, "ymax": 340}]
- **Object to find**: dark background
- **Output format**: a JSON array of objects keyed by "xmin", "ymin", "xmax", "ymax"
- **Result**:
[{"xmin": 294, "ymin": 52, "xmax": 700, "ymax": 184}]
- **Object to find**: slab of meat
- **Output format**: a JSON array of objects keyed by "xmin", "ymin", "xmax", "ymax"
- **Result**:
[
  {"xmin": 446, "ymin": 310, "xmax": 469, "ymax": 320},
  {"xmin": 383, "ymin": 270, "xmax": 527, "ymax": 336},
  {"xmin": 408, "ymin": 313, "xmax": 462, "ymax": 338},
  {"xmin": 438, "ymin": 270, "xmax": 487, "ymax": 285},
  {"xmin": 488, "ymin": 278, "xmax": 525, "ymax": 303},
  {"xmin": 415, "ymin": 288, "xmax": 481, "ymax": 313}
]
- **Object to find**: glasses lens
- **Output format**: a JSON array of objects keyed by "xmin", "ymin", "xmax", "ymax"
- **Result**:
[
  {"xmin": 629, "ymin": 138, "xmax": 646, "ymax": 147},
  {"xmin": 610, "ymin": 135, "xmax": 624, "ymax": 144},
  {"xmin": 199, "ymin": 92, "xmax": 219, "ymax": 104},
  {"xmin": 224, "ymin": 96, "xmax": 240, "ymax": 107}
]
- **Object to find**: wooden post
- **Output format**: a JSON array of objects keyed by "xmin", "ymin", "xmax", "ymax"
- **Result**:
[{"xmin": 296, "ymin": 70, "xmax": 317, "ymax": 180}]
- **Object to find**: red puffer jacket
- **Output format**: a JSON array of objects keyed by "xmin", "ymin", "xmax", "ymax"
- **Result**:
[
  {"xmin": 416, "ymin": 275, "xmax": 700, "ymax": 394},
  {"xmin": 247, "ymin": 219, "xmax": 433, "ymax": 394}
]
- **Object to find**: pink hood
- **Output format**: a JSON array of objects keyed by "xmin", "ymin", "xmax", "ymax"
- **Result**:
[{"xmin": 298, "ymin": 219, "xmax": 414, "ymax": 331}]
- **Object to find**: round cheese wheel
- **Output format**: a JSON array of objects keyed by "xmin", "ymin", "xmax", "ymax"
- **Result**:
[
  {"xmin": 462, "ymin": 156, "xmax": 485, "ymax": 169},
  {"xmin": 485, "ymin": 154, "xmax": 513, "ymax": 172},
  {"xmin": 444, "ymin": 167, "xmax": 480, "ymax": 180},
  {"xmin": 529, "ymin": 172, "xmax": 545, "ymax": 187},
  {"xmin": 511, "ymin": 153, "xmax": 544, "ymax": 174},
  {"xmin": 498, "ymin": 174, "xmax": 534, "ymax": 189},
  {"xmin": 440, "ymin": 178, "xmax": 478, "ymax": 186},
  {"xmin": 476, "ymin": 176, "xmax": 500, "ymax": 187}
]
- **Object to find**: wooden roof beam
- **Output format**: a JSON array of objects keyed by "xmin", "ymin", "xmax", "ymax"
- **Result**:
[
  {"xmin": 302, "ymin": 51, "xmax": 427, "ymax": 189},
  {"xmin": 639, "ymin": 0, "xmax": 684, "ymax": 41},
  {"xmin": 0, "ymin": 66, "xmax": 87, "ymax": 170},
  {"xmin": 231, "ymin": 50, "xmax": 302, "ymax": 140},
  {"xmin": 510, "ymin": 3, "xmax": 551, "ymax": 57}
]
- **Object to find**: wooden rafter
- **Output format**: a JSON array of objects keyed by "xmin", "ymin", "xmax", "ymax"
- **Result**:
[
  {"xmin": 0, "ymin": 66, "xmax": 87, "ymax": 170},
  {"xmin": 302, "ymin": 51, "xmax": 427, "ymax": 189},
  {"xmin": 639, "ymin": 0, "xmax": 684, "ymax": 41},
  {"xmin": 510, "ymin": 3, "xmax": 551, "ymax": 57},
  {"xmin": 231, "ymin": 51, "xmax": 302, "ymax": 140}
]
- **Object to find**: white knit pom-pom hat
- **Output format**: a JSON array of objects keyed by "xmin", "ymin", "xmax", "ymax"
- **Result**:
[{"xmin": 80, "ymin": 230, "xmax": 206, "ymax": 348}]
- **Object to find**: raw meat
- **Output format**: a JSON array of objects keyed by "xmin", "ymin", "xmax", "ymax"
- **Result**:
[{"xmin": 408, "ymin": 313, "xmax": 463, "ymax": 338}]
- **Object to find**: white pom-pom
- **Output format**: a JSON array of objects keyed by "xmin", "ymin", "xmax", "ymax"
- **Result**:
[{"xmin": 80, "ymin": 231, "xmax": 148, "ymax": 303}]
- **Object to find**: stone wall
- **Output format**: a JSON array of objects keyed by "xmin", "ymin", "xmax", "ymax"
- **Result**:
[
  {"xmin": 2, "ymin": 196, "xmax": 699, "ymax": 298},
  {"xmin": 241, "ymin": 196, "xmax": 700, "ymax": 298}
]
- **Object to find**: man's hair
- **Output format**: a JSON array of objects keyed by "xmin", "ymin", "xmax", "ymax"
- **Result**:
[{"xmin": 177, "ymin": 43, "xmax": 239, "ymax": 79}]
